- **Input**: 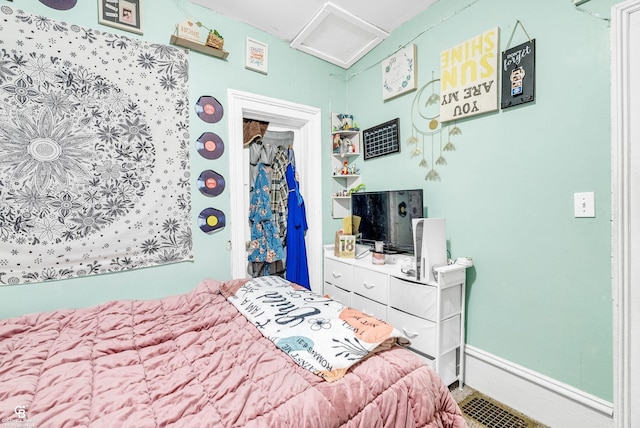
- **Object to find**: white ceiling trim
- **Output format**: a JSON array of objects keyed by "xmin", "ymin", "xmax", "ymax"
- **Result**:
[{"xmin": 290, "ymin": 3, "xmax": 388, "ymax": 69}]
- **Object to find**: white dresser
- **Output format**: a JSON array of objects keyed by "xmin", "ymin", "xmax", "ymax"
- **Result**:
[{"xmin": 323, "ymin": 245, "xmax": 467, "ymax": 386}]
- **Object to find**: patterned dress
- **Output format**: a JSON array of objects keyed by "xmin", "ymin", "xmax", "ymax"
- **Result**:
[{"xmin": 248, "ymin": 164, "xmax": 285, "ymax": 266}]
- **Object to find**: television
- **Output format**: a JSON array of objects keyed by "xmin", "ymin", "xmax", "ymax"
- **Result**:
[{"xmin": 350, "ymin": 189, "xmax": 424, "ymax": 253}]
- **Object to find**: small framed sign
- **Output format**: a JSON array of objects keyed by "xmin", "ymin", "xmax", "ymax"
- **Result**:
[
  {"xmin": 501, "ymin": 39, "xmax": 535, "ymax": 109},
  {"xmin": 245, "ymin": 38, "xmax": 268, "ymax": 74},
  {"xmin": 382, "ymin": 44, "xmax": 417, "ymax": 101},
  {"xmin": 334, "ymin": 233, "xmax": 356, "ymax": 258},
  {"xmin": 98, "ymin": 0, "xmax": 143, "ymax": 35}
]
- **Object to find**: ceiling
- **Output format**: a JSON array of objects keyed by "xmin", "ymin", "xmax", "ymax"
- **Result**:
[{"xmin": 188, "ymin": 0, "xmax": 439, "ymax": 69}]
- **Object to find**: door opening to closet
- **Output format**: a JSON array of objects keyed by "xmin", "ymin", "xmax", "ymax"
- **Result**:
[{"xmin": 227, "ymin": 89, "xmax": 323, "ymax": 294}]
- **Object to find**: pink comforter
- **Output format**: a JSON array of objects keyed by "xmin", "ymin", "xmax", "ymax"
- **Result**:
[{"xmin": 0, "ymin": 279, "xmax": 467, "ymax": 427}]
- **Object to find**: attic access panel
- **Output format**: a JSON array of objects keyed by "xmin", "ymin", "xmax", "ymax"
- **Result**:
[
  {"xmin": 290, "ymin": 2, "xmax": 388, "ymax": 69},
  {"xmin": 362, "ymin": 118, "xmax": 400, "ymax": 160}
]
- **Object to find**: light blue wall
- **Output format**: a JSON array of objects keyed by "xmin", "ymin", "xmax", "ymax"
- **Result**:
[
  {"xmin": 0, "ymin": 0, "xmax": 616, "ymax": 403},
  {"xmin": 341, "ymin": 0, "xmax": 616, "ymax": 401}
]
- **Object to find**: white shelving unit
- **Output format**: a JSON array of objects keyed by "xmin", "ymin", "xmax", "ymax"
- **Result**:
[
  {"xmin": 330, "ymin": 112, "xmax": 361, "ymax": 219},
  {"xmin": 323, "ymin": 245, "xmax": 467, "ymax": 387}
]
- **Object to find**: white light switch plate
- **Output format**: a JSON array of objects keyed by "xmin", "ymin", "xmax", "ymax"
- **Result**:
[{"xmin": 574, "ymin": 192, "xmax": 595, "ymax": 218}]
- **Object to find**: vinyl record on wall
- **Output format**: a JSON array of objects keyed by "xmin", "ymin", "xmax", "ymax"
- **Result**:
[
  {"xmin": 195, "ymin": 96, "xmax": 224, "ymax": 123},
  {"xmin": 197, "ymin": 170, "xmax": 225, "ymax": 197},
  {"xmin": 196, "ymin": 132, "xmax": 224, "ymax": 160},
  {"xmin": 198, "ymin": 207, "xmax": 226, "ymax": 233}
]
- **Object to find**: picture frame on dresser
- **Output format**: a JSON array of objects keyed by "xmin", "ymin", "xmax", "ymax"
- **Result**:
[{"xmin": 98, "ymin": 0, "xmax": 143, "ymax": 35}]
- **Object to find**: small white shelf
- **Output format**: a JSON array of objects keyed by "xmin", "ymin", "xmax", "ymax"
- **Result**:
[{"xmin": 330, "ymin": 113, "xmax": 362, "ymax": 218}]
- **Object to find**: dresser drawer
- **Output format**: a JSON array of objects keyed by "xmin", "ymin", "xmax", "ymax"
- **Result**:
[
  {"xmin": 388, "ymin": 309, "xmax": 461, "ymax": 357},
  {"xmin": 352, "ymin": 266, "xmax": 389, "ymax": 304},
  {"xmin": 324, "ymin": 282, "xmax": 351, "ymax": 307},
  {"xmin": 389, "ymin": 276, "xmax": 462, "ymax": 321},
  {"xmin": 352, "ymin": 293, "xmax": 387, "ymax": 322},
  {"xmin": 324, "ymin": 258, "xmax": 353, "ymax": 291}
]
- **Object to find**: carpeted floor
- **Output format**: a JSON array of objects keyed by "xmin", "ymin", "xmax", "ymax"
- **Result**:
[{"xmin": 449, "ymin": 383, "xmax": 549, "ymax": 428}]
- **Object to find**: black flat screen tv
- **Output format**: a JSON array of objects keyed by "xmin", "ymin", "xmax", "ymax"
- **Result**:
[{"xmin": 350, "ymin": 189, "xmax": 423, "ymax": 253}]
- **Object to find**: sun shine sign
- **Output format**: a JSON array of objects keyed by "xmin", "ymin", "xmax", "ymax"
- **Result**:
[{"xmin": 440, "ymin": 27, "xmax": 499, "ymax": 122}]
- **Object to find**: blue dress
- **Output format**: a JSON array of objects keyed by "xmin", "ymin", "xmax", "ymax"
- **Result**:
[{"xmin": 285, "ymin": 162, "xmax": 310, "ymax": 289}]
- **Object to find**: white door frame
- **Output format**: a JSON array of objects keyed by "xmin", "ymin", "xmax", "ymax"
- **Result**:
[
  {"xmin": 611, "ymin": 1, "xmax": 640, "ymax": 426},
  {"xmin": 226, "ymin": 89, "xmax": 323, "ymax": 293}
]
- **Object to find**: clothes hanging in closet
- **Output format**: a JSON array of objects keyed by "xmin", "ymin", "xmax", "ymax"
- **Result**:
[
  {"xmin": 246, "ymin": 128, "xmax": 310, "ymax": 285},
  {"xmin": 247, "ymin": 164, "xmax": 285, "ymax": 269},
  {"xmin": 285, "ymin": 158, "xmax": 310, "ymax": 289}
]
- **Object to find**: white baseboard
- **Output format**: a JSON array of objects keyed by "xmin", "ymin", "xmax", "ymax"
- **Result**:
[{"xmin": 463, "ymin": 345, "xmax": 613, "ymax": 428}]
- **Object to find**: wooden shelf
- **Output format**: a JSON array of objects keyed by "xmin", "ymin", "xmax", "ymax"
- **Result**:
[{"xmin": 169, "ymin": 35, "xmax": 229, "ymax": 59}]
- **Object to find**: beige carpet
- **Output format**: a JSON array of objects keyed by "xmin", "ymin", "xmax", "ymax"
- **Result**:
[{"xmin": 449, "ymin": 383, "xmax": 549, "ymax": 428}]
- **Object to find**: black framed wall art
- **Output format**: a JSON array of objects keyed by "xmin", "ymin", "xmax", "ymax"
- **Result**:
[
  {"xmin": 362, "ymin": 118, "xmax": 400, "ymax": 160},
  {"xmin": 98, "ymin": 0, "xmax": 143, "ymax": 35}
]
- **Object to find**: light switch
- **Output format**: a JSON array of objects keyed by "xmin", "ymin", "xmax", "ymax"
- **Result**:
[{"xmin": 574, "ymin": 192, "xmax": 595, "ymax": 218}]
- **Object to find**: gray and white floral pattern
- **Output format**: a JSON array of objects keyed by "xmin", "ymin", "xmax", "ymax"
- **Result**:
[{"xmin": 0, "ymin": 7, "xmax": 192, "ymax": 285}]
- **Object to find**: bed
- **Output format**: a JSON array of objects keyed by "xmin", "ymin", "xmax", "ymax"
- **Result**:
[{"xmin": 0, "ymin": 277, "xmax": 467, "ymax": 427}]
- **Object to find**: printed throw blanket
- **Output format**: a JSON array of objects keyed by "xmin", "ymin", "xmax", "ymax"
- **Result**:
[{"xmin": 221, "ymin": 276, "xmax": 410, "ymax": 382}]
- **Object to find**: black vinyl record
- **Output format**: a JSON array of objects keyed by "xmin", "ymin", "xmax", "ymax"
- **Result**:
[
  {"xmin": 197, "ymin": 170, "xmax": 225, "ymax": 197},
  {"xmin": 198, "ymin": 208, "xmax": 226, "ymax": 233},
  {"xmin": 195, "ymin": 96, "xmax": 223, "ymax": 123},
  {"xmin": 196, "ymin": 132, "xmax": 224, "ymax": 160}
]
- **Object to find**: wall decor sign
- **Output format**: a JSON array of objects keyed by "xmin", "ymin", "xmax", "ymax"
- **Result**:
[
  {"xmin": 176, "ymin": 18, "xmax": 202, "ymax": 44},
  {"xmin": 362, "ymin": 118, "xmax": 400, "ymax": 160},
  {"xmin": 98, "ymin": 0, "xmax": 143, "ymax": 35},
  {"xmin": 245, "ymin": 38, "xmax": 268, "ymax": 74},
  {"xmin": 440, "ymin": 27, "xmax": 499, "ymax": 122},
  {"xmin": 501, "ymin": 40, "xmax": 535, "ymax": 109},
  {"xmin": 382, "ymin": 44, "xmax": 417, "ymax": 101},
  {"xmin": 0, "ymin": 7, "xmax": 192, "ymax": 286}
]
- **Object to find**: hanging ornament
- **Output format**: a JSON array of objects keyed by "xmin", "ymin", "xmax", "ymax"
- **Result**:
[
  {"xmin": 407, "ymin": 72, "xmax": 462, "ymax": 181},
  {"xmin": 435, "ymin": 132, "xmax": 447, "ymax": 166}
]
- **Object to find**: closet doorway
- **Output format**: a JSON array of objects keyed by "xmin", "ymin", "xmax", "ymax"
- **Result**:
[{"xmin": 227, "ymin": 89, "xmax": 323, "ymax": 293}]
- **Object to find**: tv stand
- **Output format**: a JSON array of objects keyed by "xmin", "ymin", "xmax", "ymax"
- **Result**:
[{"xmin": 323, "ymin": 245, "xmax": 466, "ymax": 387}]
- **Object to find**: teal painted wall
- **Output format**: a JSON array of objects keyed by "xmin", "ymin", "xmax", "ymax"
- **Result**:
[
  {"xmin": 340, "ymin": 0, "xmax": 616, "ymax": 401},
  {"xmin": 0, "ymin": 0, "xmax": 616, "ymax": 402}
]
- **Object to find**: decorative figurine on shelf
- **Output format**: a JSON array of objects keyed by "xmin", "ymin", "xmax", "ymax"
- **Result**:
[
  {"xmin": 333, "ymin": 133, "xmax": 341, "ymax": 154},
  {"xmin": 341, "ymin": 161, "xmax": 349, "ymax": 175},
  {"xmin": 337, "ymin": 113, "xmax": 353, "ymax": 130},
  {"xmin": 341, "ymin": 138, "xmax": 353, "ymax": 155}
]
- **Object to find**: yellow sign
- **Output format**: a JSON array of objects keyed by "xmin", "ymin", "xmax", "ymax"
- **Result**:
[{"xmin": 440, "ymin": 27, "xmax": 499, "ymax": 122}]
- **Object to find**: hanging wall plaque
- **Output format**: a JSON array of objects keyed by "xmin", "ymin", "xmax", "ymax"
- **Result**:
[
  {"xmin": 440, "ymin": 28, "xmax": 499, "ymax": 122},
  {"xmin": 501, "ymin": 40, "xmax": 535, "ymax": 109}
]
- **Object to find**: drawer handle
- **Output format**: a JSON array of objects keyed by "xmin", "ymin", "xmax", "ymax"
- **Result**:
[
  {"xmin": 363, "ymin": 281, "xmax": 375, "ymax": 289},
  {"xmin": 402, "ymin": 328, "xmax": 419, "ymax": 339},
  {"xmin": 332, "ymin": 271, "xmax": 342, "ymax": 279}
]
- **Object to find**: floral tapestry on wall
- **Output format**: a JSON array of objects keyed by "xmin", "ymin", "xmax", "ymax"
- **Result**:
[{"xmin": 0, "ymin": 6, "xmax": 192, "ymax": 286}]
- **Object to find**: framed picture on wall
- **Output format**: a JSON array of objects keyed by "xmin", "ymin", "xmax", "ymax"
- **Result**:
[
  {"xmin": 245, "ymin": 38, "xmax": 268, "ymax": 74},
  {"xmin": 98, "ymin": 0, "xmax": 143, "ymax": 35},
  {"xmin": 382, "ymin": 44, "xmax": 417, "ymax": 101}
]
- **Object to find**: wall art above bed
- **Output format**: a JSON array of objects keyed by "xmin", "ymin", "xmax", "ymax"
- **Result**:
[{"xmin": 0, "ymin": 6, "xmax": 192, "ymax": 286}]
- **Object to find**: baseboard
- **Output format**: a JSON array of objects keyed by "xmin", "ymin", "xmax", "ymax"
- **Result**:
[{"xmin": 463, "ymin": 345, "xmax": 614, "ymax": 428}]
